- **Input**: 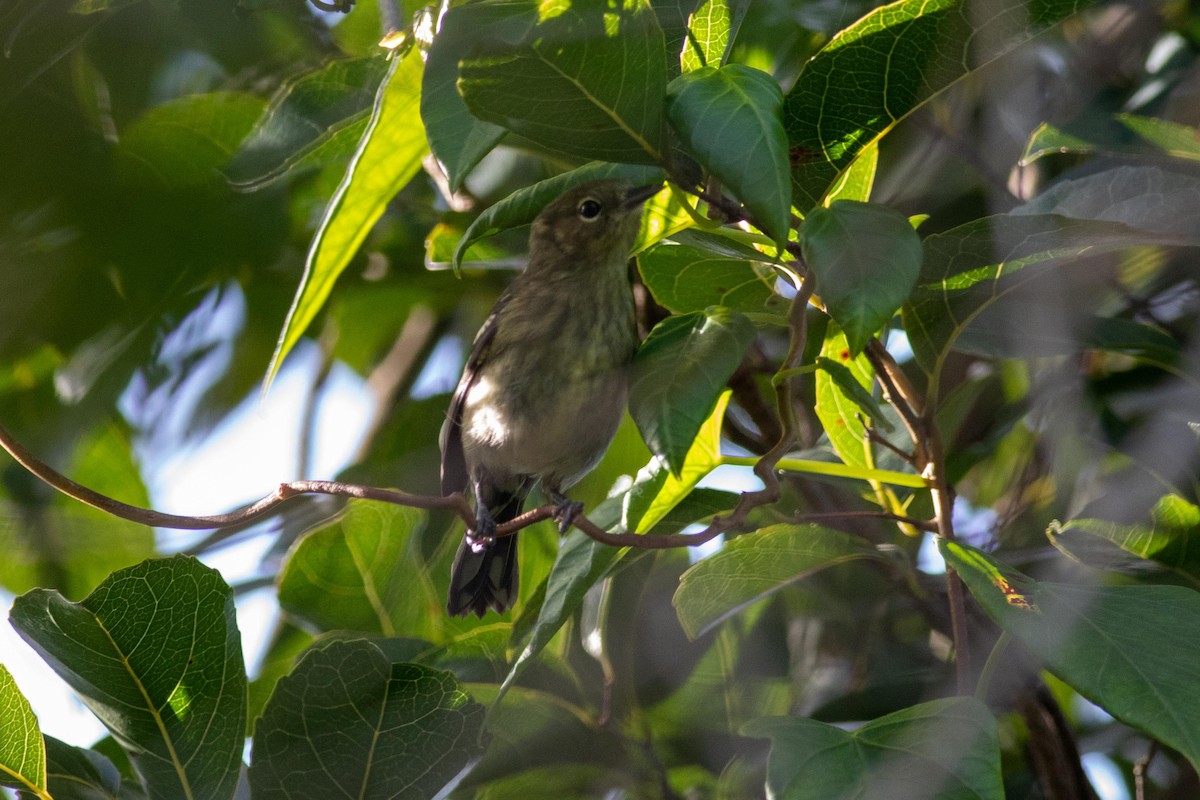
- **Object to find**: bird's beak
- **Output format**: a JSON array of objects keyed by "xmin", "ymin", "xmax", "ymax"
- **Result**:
[{"xmin": 622, "ymin": 183, "xmax": 663, "ymax": 209}]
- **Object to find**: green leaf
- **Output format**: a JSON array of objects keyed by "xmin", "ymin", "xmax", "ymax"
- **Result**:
[
  {"xmin": 666, "ymin": 64, "xmax": 790, "ymax": 241},
  {"xmin": 630, "ymin": 308, "xmax": 755, "ymax": 475},
  {"xmin": 1116, "ymin": 114, "xmax": 1200, "ymax": 161},
  {"xmin": 743, "ymin": 697, "xmax": 1003, "ymax": 800},
  {"xmin": 631, "ymin": 185, "xmax": 692, "ymax": 254},
  {"xmin": 277, "ymin": 503, "xmax": 442, "ymax": 638},
  {"xmin": 673, "ymin": 524, "xmax": 880, "ymax": 638},
  {"xmin": 823, "ymin": 140, "xmax": 878, "ymax": 204},
  {"xmin": 421, "ymin": 1, "xmax": 511, "ymax": 191},
  {"xmin": 248, "ymin": 640, "xmax": 486, "ymax": 799},
  {"xmin": 227, "ymin": 56, "xmax": 390, "ymax": 188},
  {"xmin": 801, "ymin": 201, "xmax": 922, "ymax": 355},
  {"xmin": 942, "ymin": 540, "xmax": 1200, "ymax": 772},
  {"xmin": 452, "ymin": 162, "xmax": 665, "ymax": 270},
  {"xmin": 813, "ymin": 328, "xmax": 890, "ymax": 470},
  {"xmin": 115, "ymin": 92, "xmax": 265, "ymax": 190},
  {"xmin": 266, "ymin": 50, "xmax": 427, "ymax": 390},
  {"xmin": 1022, "ymin": 115, "xmax": 1200, "ymax": 165},
  {"xmin": 1050, "ymin": 494, "xmax": 1200, "ymax": 587},
  {"xmin": 43, "ymin": 736, "xmax": 126, "ymax": 800},
  {"xmin": 0, "ymin": 663, "xmax": 46, "ymax": 798},
  {"xmin": 458, "ymin": 0, "xmax": 667, "ymax": 164},
  {"xmin": 681, "ymin": 0, "xmax": 730, "ymax": 71},
  {"xmin": 637, "ymin": 241, "xmax": 786, "ymax": 316},
  {"xmin": 785, "ymin": 0, "xmax": 1099, "ymax": 207},
  {"xmin": 10, "ymin": 556, "xmax": 246, "ymax": 800}
]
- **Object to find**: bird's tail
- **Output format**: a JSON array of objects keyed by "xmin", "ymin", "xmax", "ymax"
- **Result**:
[{"xmin": 446, "ymin": 493, "xmax": 523, "ymax": 617}]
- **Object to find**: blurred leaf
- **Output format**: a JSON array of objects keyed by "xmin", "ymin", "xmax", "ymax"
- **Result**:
[
  {"xmin": 249, "ymin": 639, "xmax": 486, "ymax": 799},
  {"xmin": 453, "ymin": 684, "xmax": 633, "ymax": 793},
  {"xmin": 69, "ymin": 0, "xmax": 141, "ymax": 11},
  {"xmin": 666, "ymin": 64, "xmax": 790, "ymax": 241},
  {"xmin": 277, "ymin": 502, "xmax": 443, "ymax": 639},
  {"xmin": 785, "ymin": 0, "xmax": 1098, "ymax": 207},
  {"xmin": 902, "ymin": 214, "xmax": 1188, "ymax": 383},
  {"xmin": 630, "ymin": 308, "xmax": 755, "ymax": 475},
  {"xmin": 801, "ymin": 201, "xmax": 922, "ymax": 355},
  {"xmin": 116, "ymin": 92, "xmax": 265, "ymax": 190},
  {"xmin": 0, "ymin": 663, "xmax": 45, "ymax": 798},
  {"xmin": 680, "ymin": 0, "xmax": 734, "ymax": 72},
  {"xmin": 267, "ymin": 50, "xmax": 427, "ymax": 389},
  {"xmin": 1050, "ymin": 494, "xmax": 1200, "ymax": 587},
  {"xmin": 227, "ymin": 57, "xmax": 390, "ymax": 188},
  {"xmin": 1022, "ymin": 115, "xmax": 1200, "ymax": 164},
  {"xmin": 744, "ymin": 697, "xmax": 1002, "ymax": 800},
  {"xmin": 813, "ymin": 327, "xmax": 879, "ymax": 470},
  {"xmin": 458, "ymin": 0, "xmax": 667, "ymax": 164},
  {"xmin": 421, "ymin": 1, "xmax": 512, "ymax": 191},
  {"xmin": 674, "ymin": 524, "xmax": 880, "ymax": 638},
  {"xmin": 942, "ymin": 541, "xmax": 1200, "ymax": 772},
  {"xmin": 42, "ymin": 736, "xmax": 128, "ymax": 800},
  {"xmin": 453, "ymin": 163, "xmax": 665, "ymax": 270},
  {"xmin": 637, "ymin": 242, "xmax": 785, "ymax": 316},
  {"xmin": 10, "ymin": 556, "xmax": 246, "ymax": 800}
]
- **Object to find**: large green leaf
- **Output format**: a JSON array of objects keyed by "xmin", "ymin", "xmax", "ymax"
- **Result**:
[
  {"xmin": 744, "ymin": 697, "xmax": 1003, "ymax": 800},
  {"xmin": 666, "ymin": 64, "xmax": 790, "ymax": 241},
  {"xmin": 942, "ymin": 541, "xmax": 1200, "ymax": 771},
  {"xmin": 673, "ymin": 524, "xmax": 881, "ymax": 638},
  {"xmin": 630, "ymin": 307, "xmax": 756, "ymax": 475},
  {"xmin": 452, "ymin": 162, "xmax": 665, "ymax": 270},
  {"xmin": 277, "ymin": 502, "xmax": 443, "ymax": 639},
  {"xmin": 0, "ymin": 663, "xmax": 46, "ymax": 798},
  {"xmin": 266, "ymin": 50, "xmax": 427, "ymax": 389},
  {"xmin": 1049, "ymin": 494, "xmax": 1200, "ymax": 586},
  {"xmin": 10, "ymin": 556, "xmax": 246, "ymax": 800},
  {"xmin": 785, "ymin": 0, "xmax": 1098, "ymax": 207},
  {"xmin": 227, "ymin": 56, "xmax": 390, "ymax": 188},
  {"xmin": 637, "ymin": 241, "xmax": 785, "ymax": 316},
  {"xmin": 420, "ymin": 1, "xmax": 512, "ymax": 190},
  {"xmin": 801, "ymin": 200, "xmax": 922, "ymax": 355},
  {"xmin": 248, "ymin": 640, "xmax": 486, "ymax": 799},
  {"xmin": 458, "ymin": 0, "xmax": 667, "ymax": 164}
]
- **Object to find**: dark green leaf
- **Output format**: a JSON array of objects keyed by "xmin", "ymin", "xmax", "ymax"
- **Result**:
[
  {"xmin": 801, "ymin": 201, "xmax": 922, "ymax": 354},
  {"xmin": 115, "ymin": 92, "xmax": 264, "ymax": 190},
  {"xmin": 637, "ymin": 241, "xmax": 785, "ymax": 316},
  {"xmin": 248, "ymin": 640, "xmax": 486, "ymax": 799},
  {"xmin": 458, "ymin": 0, "xmax": 668, "ymax": 164},
  {"xmin": 942, "ymin": 540, "xmax": 1200, "ymax": 772},
  {"xmin": 744, "ymin": 697, "xmax": 1003, "ymax": 800},
  {"xmin": 227, "ymin": 57, "xmax": 390, "ymax": 188},
  {"xmin": 666, "ymin": 64, "xmax": 790, "ymax": 241},
  {"xmin": 43, "ymin": 736, "xmax": 126, "ymax": 800},
  {"xmin": 0, "ymin": 663, "xmax": 45, "ymax": 797},
  {"xmin": 630, "ymin": 308, "xmax": 755, "ymax": 475},
  {"xmin": 10, "ymin": 556, "xmax": 246, "ymax": 800},
  {"xmin": 277, "ymin": 502, "xmax": 442, "ymax": 639},
  {"xmin": 420, "ymin": 1, "xmax": 512, "ymax": 190},
  {"xmin": 452, "ymin": 163, "xmax": 665, "ymax": 270},
  {"xmin": 785, "ymin": 0, "xmax": 1099, "ymax": 207},
  {"xmin": 267, "ymin": 51, "xmax": 428, "ymax": 388},
  {"xmin": 673, "ymin": 524, "xmax": 880, "ymax": 638}
]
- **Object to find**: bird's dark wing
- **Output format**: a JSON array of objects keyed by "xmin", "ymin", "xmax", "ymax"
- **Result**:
[{"xmin": 440, "ymin": 294, "xmax": 510, "ymax": 496}]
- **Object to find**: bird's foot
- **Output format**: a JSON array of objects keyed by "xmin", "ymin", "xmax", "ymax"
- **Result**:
[
  {"xmin": 467, "ymin": 509, "xmax": 496, "ymax": 553},
  {"xmin": 549, "ymin": 492, "xmax": 584, "ymax": 534}
]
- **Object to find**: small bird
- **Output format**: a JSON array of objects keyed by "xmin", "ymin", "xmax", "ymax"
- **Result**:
[{"xmin": 441, "ymin": 179, "xmax": 661, "ymax": 617}]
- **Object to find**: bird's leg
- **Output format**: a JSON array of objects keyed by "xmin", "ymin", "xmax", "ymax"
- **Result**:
[
  {"xmin": 547, "ymin": 489, "xmax": 584, "ymax": 534},
  {"xmin": 468, "ymin": 475, "xmax": 497, "ymax": 553}
]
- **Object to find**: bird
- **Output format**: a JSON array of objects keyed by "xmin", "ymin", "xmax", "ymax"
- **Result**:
[{"xmin": 440, "ymin": 178, "xmax": 661, "ymax": 617}]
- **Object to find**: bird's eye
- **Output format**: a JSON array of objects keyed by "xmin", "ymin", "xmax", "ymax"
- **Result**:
[{"xmin": 577, "ymin": 199, "xmax": 602, "ymax": 221}]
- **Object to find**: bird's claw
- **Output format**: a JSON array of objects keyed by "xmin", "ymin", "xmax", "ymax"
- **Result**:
[
  {"xmin": 553, "ymin": 498, "xmax": 584, "ymax": 534},
  {"xmin": 468, "ymin": 512, "xmax": 496, "ymax": 553}
]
